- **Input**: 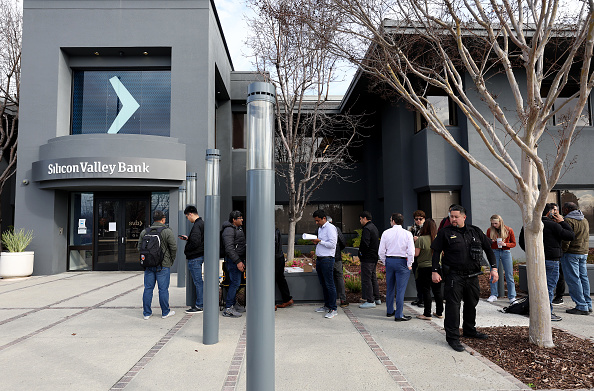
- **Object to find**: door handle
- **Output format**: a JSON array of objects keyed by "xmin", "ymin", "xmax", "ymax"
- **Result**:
[{"xmin": 121, "ymin": 237, "xmax": 125, "ymax": 244}]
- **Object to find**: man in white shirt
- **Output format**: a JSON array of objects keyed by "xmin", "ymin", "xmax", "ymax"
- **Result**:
[
  {"xmin": 312, "ymin": 209, "xmax": 339, "ymax": 319},
  {"xmin": 378, "ymin": 213, "xmax": 415, "ymax": 321}
]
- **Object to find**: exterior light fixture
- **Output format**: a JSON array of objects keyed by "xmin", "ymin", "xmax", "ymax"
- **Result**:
[
  {"xmin": 143, "ymin": 51, "xmax": 148, "ymax": 56},
  {"xmin": 94, "ymin": 52, "xmax": 100, "ymax": 56}
]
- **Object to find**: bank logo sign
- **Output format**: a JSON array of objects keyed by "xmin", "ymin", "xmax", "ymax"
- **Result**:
[
  {"xmin": 107, "ymin": 77, "xmax": 140, "ymax": 134},
  {"xmin": 47, "ymin": 161, "xmax": 149, "ymax": 175}
]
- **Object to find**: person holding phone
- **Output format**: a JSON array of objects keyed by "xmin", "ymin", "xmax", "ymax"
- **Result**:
[
  {"xmin": 486, "ymin": 215, "xmax": 517, "ymax": 304},
  {"xmin": 181, "ymin": 205, "xmax": 205, "ymax": 314}
]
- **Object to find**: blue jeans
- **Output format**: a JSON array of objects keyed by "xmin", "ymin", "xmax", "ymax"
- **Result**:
[
  {"xmin": 545, "ymin": 260, "xmax": 559, "ymax": 313},
  {"xmin": 187, "ymin": 256, "xmax": 204, "ymax": 308},
  {"xmin": 385, "ymin": 257, "xmax": 410, "ymax": 318},
  {"xmin": 225, "ymin": 258, "xmax": 242, "ymax": 309},
  {"xmin": 560, "ymin": 253, "xmax": 592, "ymax": 311},
  {"xmin": 316, "ymin": 256, "xmax": 337, "ymax": 311},
  {"xmin": 143, "ymin": 266, "xmax": 171, "ymax": 317},
  {"xmin": 489, "ymin": 249, "xmax": 516, "ymax": 300}
]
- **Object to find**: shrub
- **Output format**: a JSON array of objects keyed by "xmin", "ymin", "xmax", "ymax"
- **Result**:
[
  {"xmin": 296, "ymin": 239, "xmax": 311, "ymax": 245},
  {"xmin": 345, "ymin": 275, "xmax": 362, "ymax": 293},
  {"xmin": 341, "ymin": 251, "xmax": 353, "ymax": 264},
  {"xmin": 294, "ymin": 249, "xmax": 302, "ymax": 258},
  {"xmin": 351, "ymin": 229, "xmax": 362, "ymax": 248},
  {"xmin": 2, "ymin": 229, "xmax": 34, "ymax": 252}
]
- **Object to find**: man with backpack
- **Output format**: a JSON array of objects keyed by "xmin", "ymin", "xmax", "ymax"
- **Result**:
[
  {"xmin": 138, "ymin": 210, "xmax": 177, "ymax": 320},
  {"xmin": 180, "ymin": 205, "xmax": 205, "ymax": 314}
]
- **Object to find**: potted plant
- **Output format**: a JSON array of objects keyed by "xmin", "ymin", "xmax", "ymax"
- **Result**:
[{"xmin": 0, "ymin": 228, "xmax": 34, "ymax": 278}]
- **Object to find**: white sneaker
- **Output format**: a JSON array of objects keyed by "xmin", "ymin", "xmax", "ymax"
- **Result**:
[
  {"xmin": 509, "ymin": 298, "xmax": 517, "ymax": 304},
  {"xmin": 143, "ymin": 315, "xmax": 151, "ymax": 320},
  {"xmin": 162, "ymin": 310, "xmax": 176, "ymax": 319},
  {"xmin": 315, "ymin": 306, "xmax": 329, "ymax": 313},
  {"xmin": 487, "ymin": 295, "xmax": 497, "ymax": 303},
  {"xmin": 324, "ymin": 310, "xmax": 338, "ymax": 319}
]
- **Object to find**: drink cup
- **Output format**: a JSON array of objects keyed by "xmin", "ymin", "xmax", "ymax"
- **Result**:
[{"xmin": 497, "ymin": 238, "xmax": 503, "ymax": 248}]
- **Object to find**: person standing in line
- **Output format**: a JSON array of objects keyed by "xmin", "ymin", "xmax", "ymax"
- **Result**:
[
  {"xmin": 138, "ymin": 210, "xmax": 177, "ymax": 320},
  {"xmin": 312, "ymin": 209, "xmax": 339, "ymax": 319},
  {"xmin": 180, "ymin": 205, "xmax": 205, "ymax": 314},
  {"xmin": 327, "ymin": 216, "xmax": 349, "ymax": 308},
  {"xmin": 414, "ymin": 218, "xmax": 444, "ymax": 320},
  {"xmin": 485, "ymin": 215, "xmax": 517, "ymax": 304},
  {"xmin": 221, "ymin": 210, "xmax": 247, "ymax": 318},
  {"xmin": 549, "ymin": 204, "xmax": 566, "ymax": 305},
  {"xmin": 274, "ymin": 227, "xmax": 293, "ymax": 310},
  {"xmin": 431, "ymin": 205, "xmax": 498, "ymax": 352},
  {"xmin": 560, "ymin": 202, "xmax": 592, "ymax": 315},
  {"xmin": 519, "ymin": 203, "xmax": 575, "ymax": 322},
  {"xmin": 359, "ymin": 211, "xmax": 381, "ymax": 308},
  {"xmin": 378, "ymin": 213, "xmax": 415, "ymax": 321},
  {"xmin": 409, "ymin": 210, "xmax": 426, "ymax": 308}
]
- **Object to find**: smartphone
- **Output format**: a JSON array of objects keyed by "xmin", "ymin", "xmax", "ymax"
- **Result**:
[{"xmin": 178, "ymin": 235, "xmax": 186, "ymax": 240}]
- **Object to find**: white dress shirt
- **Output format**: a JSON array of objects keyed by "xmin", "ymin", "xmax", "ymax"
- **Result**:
[
  {"xmin": 378, "ymin": 224, "xmax": 415, "ymax": 267},
  {"xmin": 315, "ymin": 221, "xmax": 338, "ymax": 257}
]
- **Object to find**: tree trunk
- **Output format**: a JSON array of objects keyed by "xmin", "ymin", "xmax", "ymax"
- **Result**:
[
  {"xmin": 522, "ymin": 220, "xmax": 554, "ymax": 347},
  {"xmin": 287, "ymin": 220, "xmax": 296, "ymax": 263}
]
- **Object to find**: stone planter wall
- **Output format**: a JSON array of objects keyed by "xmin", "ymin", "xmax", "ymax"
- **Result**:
[{"xmin": 519, "ymin": 263, "xmax": 594, "ymax": 294}]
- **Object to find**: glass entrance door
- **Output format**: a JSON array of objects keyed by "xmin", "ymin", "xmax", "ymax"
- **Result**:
[{"xmin": 94, "ymin": 193, "xmax": 150, "ymax": 271}]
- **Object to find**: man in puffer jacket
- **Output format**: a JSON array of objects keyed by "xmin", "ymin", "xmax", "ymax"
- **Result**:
[
  {"xmin": 560, "ymin": 202, "xmax": 592, "ymax": 315},
  {"xmin": 519, "ymin": 203, "xmax": 574, "ymax": 321},
  {"xmin": 221, "ymin": 210, "xmax": 246, "ymax": 317}
]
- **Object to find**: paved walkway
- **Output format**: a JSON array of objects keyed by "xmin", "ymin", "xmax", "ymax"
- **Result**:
[{"xmin": 1, "ymin": 272, "xmax": 593, "ymax": 391}]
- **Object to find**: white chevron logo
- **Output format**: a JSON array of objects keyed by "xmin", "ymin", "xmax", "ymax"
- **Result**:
[{"xmin": 107, "ymin": 76, "xmax": 140, "ymax": 134}]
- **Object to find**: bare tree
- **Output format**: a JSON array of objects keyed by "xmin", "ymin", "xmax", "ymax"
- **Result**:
[
  {"xmin": 307, "ymin": 0, "xmax": 594, "ymax": 347},
  {"xmin": 246, "ymin": 0, "xmax": 364, "ymax": 261},
  {"xmin": 0, "ymin": 0, "xmax": 20, "ymax": 230}
]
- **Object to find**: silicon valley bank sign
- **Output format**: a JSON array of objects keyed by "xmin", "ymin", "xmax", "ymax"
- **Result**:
[{"xmin": 32, "ymin": 157, "xmax": 186, "ymax": 182}]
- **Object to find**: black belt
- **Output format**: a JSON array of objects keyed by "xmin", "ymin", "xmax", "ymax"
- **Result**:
[{"xmin": 386, "ymin": 256, "xmax": 406, "ymax": 259}]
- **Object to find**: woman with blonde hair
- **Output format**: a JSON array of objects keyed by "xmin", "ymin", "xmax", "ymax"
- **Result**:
[{"xmin": 486, "ymin": 215, "xmax": 517, "ymax": 303}]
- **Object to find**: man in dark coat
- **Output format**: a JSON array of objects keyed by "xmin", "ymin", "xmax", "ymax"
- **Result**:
[
  {"xmin": 221, "ymin": 210, "xmax": 246, "ymax": 317},
  {"xmin": 180, "ymin": 205, "xmax": 205, "ymax": 314},
  {"xmin": 358, "ymin": 211, "xmax": 381, "ymax": 308},
  {"xmin": 274, "ymin": 228, "xmax": 293, "ymax": 309}
]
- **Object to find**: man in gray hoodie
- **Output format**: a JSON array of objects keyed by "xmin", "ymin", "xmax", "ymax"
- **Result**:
[{"xmin": 560, "ymin": 202, "xmax": 592, "ymax": 315}]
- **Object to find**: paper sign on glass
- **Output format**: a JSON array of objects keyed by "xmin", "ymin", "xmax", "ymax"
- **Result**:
[
  {"xmin": 109, "ymin": 222, "xmax": 117, "ymax": 231},
  {"xmin": 78, "ymin": 219, "xmax": 86, "ymax": 228},
  {"xmin": 78, "ymin": 228, "xmax": 87, "ymax": 234},
  {"xmin": 302, "ymin": 233, "xmax": 317, "ymax": 240}
]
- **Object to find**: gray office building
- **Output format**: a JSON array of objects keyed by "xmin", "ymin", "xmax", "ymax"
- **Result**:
[{"xmin": 15, "ymin": 0, "xmax": 594, "ymax": 275}]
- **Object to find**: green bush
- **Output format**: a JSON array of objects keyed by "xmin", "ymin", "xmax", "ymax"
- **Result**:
[
  {"xmin": 296, "ymin": 239, "xmax": 311, "ymax": 245},
  {"xmin": 294, "ymin": 249, "xmax": 302, "ymax": 258},
  {"xmin": 2, "ymin": 229, "xmax": 34, "ymax": 252},
  {"xmin": 345, "ymin": 275, "xmax": 362, "ymax": 293},
  {"xmin": 351, "ymin": 229, "xmax": 362, "ymax": 248}
]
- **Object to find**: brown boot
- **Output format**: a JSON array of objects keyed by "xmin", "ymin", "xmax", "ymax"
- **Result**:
[{"xmin": 277, "ymin": 299, "xmax": 294, "ymax": 308}]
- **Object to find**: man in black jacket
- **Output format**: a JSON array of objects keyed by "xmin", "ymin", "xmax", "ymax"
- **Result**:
[
  {"xmin": 221, "ymin": 210, "xmax": 246, "ymax": 317},
  {"xmin": 358, "ymin": 211, "xmax": 381, "ymax": 308},
  {"xmin": 519, "ymin": 203, "xmax": 575, "ymax": 321},
  {"xmin": 431, "ymin": 205, "xmax": 498, "ymax": 352},
  {"xmin": 180, "ymin": 205, "xmax": 205, "ymax": 314}
]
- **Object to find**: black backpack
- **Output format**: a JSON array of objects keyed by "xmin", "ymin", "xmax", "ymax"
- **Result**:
[
  {"xmin": 502, "ymin": 296, "xmax": 529, "ymax": 315},
  {"xmin": 139, "ymin": 226, "xmax": 166, "ymax": 268}
]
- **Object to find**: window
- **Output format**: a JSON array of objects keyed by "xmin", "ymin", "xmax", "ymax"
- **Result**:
[
  {"xmin": 417, "ymin": 190, "xmax": 460, "ymax": 225},
  {"xmin": 274, "ymin": 203, "xmax": 364, "ymax": 234},
  {"xmin": 151, "ymin": 192, "xmax": 170, "ymax": 222},
  {"xmin": 415, "ymin": 96, "xmax": 458, "ymax": 133},
  {"xmin": 72, "ymin": 70, "xmax": 171, "ymax": 135},
  {"xmin": 559, "ymin": 189, "xmax": 594, "ymax": 235},
  {"xmin": 232, "ymin": 113, "xmax": 247, "ymax": 149}
]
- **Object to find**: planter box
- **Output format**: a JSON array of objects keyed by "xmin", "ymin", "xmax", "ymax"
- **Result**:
[
  {"xmin": 0, "ymin": 251, "xmax": 35, "ymax": 278},
  {"xmin": 519, "ymin": 263, "xmax": 594, "ymax": 294},
  {"xmin": 275, "ymin": 271, "xmax": 323, "ymax": 302}
]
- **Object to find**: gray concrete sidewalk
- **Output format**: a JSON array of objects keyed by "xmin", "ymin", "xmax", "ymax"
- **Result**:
[{"xmin": 1, "ymin": 272, "xmax": 592, "ymax": 391}]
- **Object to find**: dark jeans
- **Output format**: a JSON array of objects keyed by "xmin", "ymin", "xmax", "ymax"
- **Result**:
[
  {"xmin": 417, "ymin": 267, "xmax": 443, "ymax": 317},
  {"xmin": 187, "ymin": 256, "xmax": 204, "ymax": 308},
  {"xmin": 360, "ymin": 261, "xmax": 380, "ymax": 303},
  {"xmin": 275, "ymin": 256, "xmax": 292, "ymax": 303},
  {"xmin": 444, "ymin": 273, "xmax": 479, "ymax": 342},
  {"xmin": 225, "ymin": 258, "xmax": 242, "ymax": 309},
  {"xmin": 333, "ymin": 259, "xmax": 346, "ymax": 302},
  {"xmin": 412, "ymin": 261, "xmax": 423, "ymax": 302},
  {"xmin": 316, "ymin": 256, "xmax": 337, "ymax": 311}
]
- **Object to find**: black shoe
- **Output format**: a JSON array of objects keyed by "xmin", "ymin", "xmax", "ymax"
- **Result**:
[
  {"xmin": 589, "ymin": 308, "xmax": 593, "ymax": 313},
  {"xmin": 394, "ymin": 315, "xmax": 412, "ymax": 322},
  {"xmin": 566, "ymin": 307, "xmax": 589, "ymax": 315},
  {"xmin": 386, "ymin": 311, "xmax": 395, "ymax": 317},
  {"xmin": 416, "ymin": 301, "xmax": 424, "ymax": 307},
  {"xmin": 185, "ymin": 307, "xmax": 203, "ymax": 314},
  {"xmin": 552, "ymin": 297, "xmax": 564, "ymax": 305},
  {"xmin": 448, "ymin": 340, "xmax": 465, "ymax": 352},
  {"xmin": 463, "ymin": 331, "xmax": 488, "ymax": 339},
  {"xmin": 410, "ymin": 300, "xmax": 419, "ymax": 305}
]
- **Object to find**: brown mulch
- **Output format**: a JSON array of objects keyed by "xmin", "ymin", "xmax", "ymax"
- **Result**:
[{"xmin": 463, "ymin": 326, "xmax": 594, "ymax": 390}]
